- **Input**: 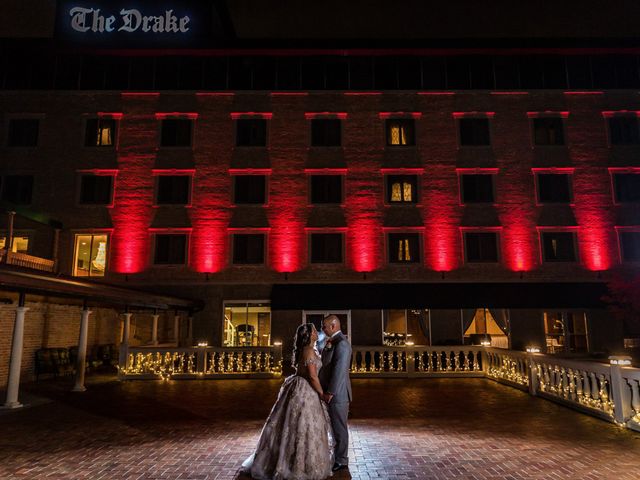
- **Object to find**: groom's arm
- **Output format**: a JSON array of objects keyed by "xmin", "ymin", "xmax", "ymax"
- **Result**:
[{"xmin": 327, "ymin": 341, "xmax": 351, "ymax": 401}]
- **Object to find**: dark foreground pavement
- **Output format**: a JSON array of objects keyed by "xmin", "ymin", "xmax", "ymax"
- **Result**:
[{"xmin": 0, "ymin": 375, "xmax": 639, "ymax": 479}]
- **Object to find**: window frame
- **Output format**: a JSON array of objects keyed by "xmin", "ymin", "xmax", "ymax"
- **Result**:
[
  {"xmin": 222, "ymin": 300, "xmax": 273, "ymax": 347},
  {"xmin": 461, "ymin": 228, "xmax": 502, "ymax": 264},
  {"xmin": 1, "ymin": 174, "xmax": 35, "ymax": 206},
  {"xmin": 527, "ymin": 112, "xmax": 569, "ymax": 148},
  {"xmin": 538, "ymin": 228, "xmax": 580, "ymax": 263},
  {"xmin": 306, "ymin": 113, "xmax": 346, "ymax": 148},
  {"xmin": 381, "ymin": 113, "xmax": 420, "ymax": 147},
  {"xmin": 152, "ymin": 169, "xmax": 194, "ymax": 207},
  {"xmin": 71, "ymin": 230, "xmax": 112, "ymax": 278},
  {"xmin": 230, "ymin": 229, "xmax": 268, "ymax": 266},
  {"xmin": 603, "ymin": 111, "xmax": 640, "ymax": 147},
  {"xmin": 616, "ymin": 226, "xmax": 640, "ymax": 263},
  {"xmin": 156, "ymin": 113, "xmax": 197, "ymax": 149},
  {"xmin": 230, "ymin": 170, "xmax": 270, "ymax": 205},
  {"xmin": 543, "ymin": 311, "xmax": 590, "ymax": 354},
  {"xmin": 150, "ymin": 230, "xmax": 191, "ymax": 266},
  {"xmin": 456, "ymin": 168, "xmax": 498, "ymax": 205},
  {"xmin": 454, "ymin": 112, "xmax": 494, "ymax": 147},
  {"xmin": 5, "ymin": 114, "xmax": 43, "ymax": 148},
  {"xmin": 532, "ymin": 168, "xmax": 575, "ymax": 206},
  {"xmin": 82, "ymin": 113, "xmax": 121, "ymax": 148},
  {"xmin": 307, "ymin": 228, "xmax": 346, "ymax": 265},
  {"xmin": 0, "ymin": 232, "xmax": 32, "ymax": 254},
  {"xmin": 232, "ymin": 113, "xmax": 271, "ymax": 148},
  {"xmin": 385, "ymin": 229, "xmax": 423, "ymax": 264},
  {"xmin": 76, "ymin": 169, "xmax": 117, "ymax": 207},
  {"xmin": 307, "ymin": 171, "xmax": 345, "ymax": 205},
  {"xmin": 384, "ymin": 173, "xmax": 420, "ymax": 204},
  {"xmin": 609, "ymin": 168, "xmax": 640, "ymax": 204}
]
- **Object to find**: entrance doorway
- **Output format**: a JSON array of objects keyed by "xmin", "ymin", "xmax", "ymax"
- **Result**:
[{"xmin": 302, "ymin": 310, "xmax": 351, "ymax": 346}]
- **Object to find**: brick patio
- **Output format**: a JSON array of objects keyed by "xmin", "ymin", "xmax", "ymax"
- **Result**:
[{"xmin": 1, "ymin": 375, "xmax": 639, "ymax": 479}]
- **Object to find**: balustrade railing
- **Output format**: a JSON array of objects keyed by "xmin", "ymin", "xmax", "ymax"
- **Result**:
[
  {"xmin": 120, "ymin": 346, "xmax": 283, "ymax": 379},
  {"xmin": 0, "ymin": 249, "xmax": 55, "ymax": 272},
  {"xmin": 350, "ymin": 346, "xmax": 484, "ymax": 377}
]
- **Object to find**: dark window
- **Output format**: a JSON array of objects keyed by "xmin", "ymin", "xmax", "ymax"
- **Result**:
[
  {"xmin": 311, "ymin": 233, "xmax": 343, "ymax": 263},
  {"xmin": 85, "ymin": 118, "xmax": 116, "ymax": 147},
  {"xmin": 154, "ymin": 234, "xmax": 187, "ymax": 265},
  {"xmin": 310, "ymin": 176, "xmax": 342, "ymax": 204},
  {"xmin": 160, "ymin": 119, "xmax": 192, "ymax": 147},
  {"xmin": 461, "ymin": 175, "xmax": 494, "ymax": 203},
  {"xmin": 533, "ymin": 118, "xmax": 565, "ymax": 146},
  {"xmin": 386, "ymin": 119, "xmax": 415, "ymax": 146},
  {"xmin": 2, "ymin": 175, "xmax": 33, "ymax": 205},
  {"xmin": 387, "ymin": 175, "xmax": 418, "ymax": 203},
  {"xmin": 459, "ymin": 118, "xmax": 491, "ymax": 146},
  {"xmin": 542, "ymin": 232, "xmax": 576, "ymax": 262},
  {"xmin": 388, "ymin": 233, "xmax": 420, "ymax": 263},
  {"xmin": 311, "ymin": 119, "xmax": 341, "ymax": 146},
  {"xmin": 537, "ymin": 174, "xmax": 572, "ymax": 203},
  {"xmin": 620, "ymin": 232, "xmax": 640, "ymax": 262},
  {"xmin": 613, "ymin": 173, "xmax": 640, "ymax": 202},
  {"xmin": 156, "ymin": 176, "xmax": 190, "ymax": 205},
  {"xmin": 465, "ymin": 232, "xmax": 499, "ymax": 262},
  {"xmin": 8, "ymin": 119, "xmax": 39, "ymax": 147},
  {"xmin": 233, "ymin": 234, "xmax": 265, "ymax": 264},
  {"xmin": 234, "ymin": 176, "xmax": 266, "ymax": 204},
  {"xmin": 236, "ymin": 119, "xmax": 267, "ymax": 146},
  {"xmin": 79, "ymin": 175, "xmax": 113, "ymax": 205},
  {"xmin": 609, "ymin": 116, "xmax": 640, "ymax": 145}
]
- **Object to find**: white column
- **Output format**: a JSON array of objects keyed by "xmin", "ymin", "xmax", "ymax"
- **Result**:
[
  {"xmin": 4, "ymin": 305, "xmax": 29, "ymax": 409},
  {"xmin": 118, "ymin": 312, "xmax": 132, "ymax": 371},
  {"xmin": 151, "ymin": 314, "xmax": 159, "ymax": 346},
  {"xmin": 73, "ymin": 308, "xmax": 92, "ymax": 392},
  {"xmin": 187, "ymin": 316, "xmax": 193, "ymax": 346},
  {"xmin": 174, "ymin": 314, "xmax": 180, "ymax": 346}
]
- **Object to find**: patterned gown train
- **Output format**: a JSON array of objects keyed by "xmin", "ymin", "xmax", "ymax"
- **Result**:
[{"xmin": 242, "ymin": 354, "xmax": 334, "ymax": 480}]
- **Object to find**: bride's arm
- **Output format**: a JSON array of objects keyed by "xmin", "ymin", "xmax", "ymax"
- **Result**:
[{"xmin": 303, "ymin": 349, "xmax": 324, "ymax": 396}]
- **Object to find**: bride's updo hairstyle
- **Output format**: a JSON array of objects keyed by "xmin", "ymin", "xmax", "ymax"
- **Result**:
[{"xmin": 292, "ymin": 322, "xmax": 315, "ymax": 368}]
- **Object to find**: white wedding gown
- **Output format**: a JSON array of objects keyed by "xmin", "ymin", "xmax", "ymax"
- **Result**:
[{"xmin": 242, "ymin": 354, "xmax": 334, "ymax": 480}]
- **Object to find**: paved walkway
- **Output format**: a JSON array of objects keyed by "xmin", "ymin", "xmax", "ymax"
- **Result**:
[{"xmin": 0, "ymin": 375, "xmax": 639, "ymax": 479}]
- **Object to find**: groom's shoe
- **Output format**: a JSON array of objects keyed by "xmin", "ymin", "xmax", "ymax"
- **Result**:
[{"xmin": 332, "ymin": 463, "xmax": 348, "ymax": 472}]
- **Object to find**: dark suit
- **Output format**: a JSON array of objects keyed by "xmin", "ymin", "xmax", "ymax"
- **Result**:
[{"xmin": 319, "ymin": 331, "xmax": 352, "ymax": 465}]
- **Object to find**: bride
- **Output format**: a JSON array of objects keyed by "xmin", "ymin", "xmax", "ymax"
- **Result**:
[{"xmin": 242, "ymin": 323, "xmax": 334, "ymax": 479}]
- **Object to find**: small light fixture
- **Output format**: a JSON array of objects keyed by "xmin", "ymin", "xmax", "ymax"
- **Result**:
[
  {"xmin": 526, "ymin": 346, "xmax": 540, "ymax": 353},
  {"xmin": 273, "ymin": 341, "xmax": 283, "ymax": 346},
  {"xmin": 197, "ymin": 341, "xmax": 208, "ymax": 347},
  {"xmin": 480, "ymin": 340, "xmax": 491, "ymax": 347},
  {"xmin": 609, "ymin": 356, "xmax": 632, "ymax": 366},
  {"xmin": 406, "ymin": 341, "xmax": 415, "ymax": 346}
]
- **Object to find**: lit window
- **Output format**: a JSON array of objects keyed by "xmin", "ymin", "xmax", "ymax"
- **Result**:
[
  {"xmin": 8, "ymin": 119, "xmax": 39, "ymax": 147},
  {"xmin": 73, "ymin": 234, "xmax": 108, "ymax": 277},
  {"xmin": 310, "ymin": 233, "xmax": 343, "ymax": 263},
  {"xmin": 236, "ymin": 119, "xmax": 267, "ymax": 146},
  {"xmin": 533, "ymin": 118, "xmax": 565, "ymax": 146},
  {"xmin": 541, "ymin": 231, "xmax": 576, "ymax": 262},
  {"xmin": 619, "ymin": 231, "xmax": 640, "ymax": 262},
  {"xmin": 608, "ymin": 116, "xmax": 640, "ymax": 145},
  {"xmin": 463, "ymin": 308, "xmax": 509, "ymax": 348},
  {"xmin": 459, "ymin": 118, "xmax": 491, "ymax": 146},
  {"xmin": 224, "ymin": 302, "xmax": 272, "ymax": 347},
  {"xmin": 536, "ymin": 173, "xmax": 572, "ymax": 203},
  {"xmin": 382, "ymin": 309, "xmax": 430, "ymax": 346},
  {"xmin": 386, "ymin": 119, "xmax": 415, "ymax": 146},
  {"xmin": 460, "ymin": 175, "xmax": 494, "ymax": 203},
  {"xmin": 85, "ymin": 118, "xmax": 116, "ymax": 147},
  {"xmin": 544, "ymin": 311, "xmax": 589, "ymax": 354},
  {"xmin": 154, "ymin": 234, "xmax": 187, "ymax": 265},
  {"xmin": 233, "ymin": 234, "xmax": 265, "ymax": 264},
  {"xmin": 388, "ymin": 233, "xmax": 420, "ymax": 263},
  {"xmin": 161, "ymin": 119, "xmax": 192, "ymax": 147},
  {"xmin": 0, "ymin": 236, "xmax": 29, "ymax": 253},
  {"xmin": 613, "ymin": 173, "xmax": 640, "ymax": 203},
  {"xmin": 79, "ymin": 175, "xmax": 113, "ymax": 205},
  {"xmin": 464, "ymin": 232, "xmax": 499, "ymax": 263},
  {"xmin": 386, "ymin": 175, "xmax": 417, "ymax": 203}
]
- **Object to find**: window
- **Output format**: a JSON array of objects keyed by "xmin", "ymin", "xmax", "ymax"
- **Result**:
[
  {"xmin": 233, "ymin": 234, "xmax": 265, "ymax": 264},
  {"xmin": 310, "ymin": 233, "xmax": 343, "ymax": 263},
  {"xmin": 156, "ymin": 176, "xmax": 191, "ymax": 205},
  {"xmin": 311, "ymin": 119, "xmax": 341, "ymax": 146},
  {"xmin": 224, "ymin": 302, "xmax": 272, "ymax": 347},
  {"xmin": 541, "ymin": 231, "xmax": 577, "ymax": 262},
  {"xmin": 85, "ymin": 118, "xmax": 116, "ymax": 147},
  {"xmin": 236, "ymin": 119, "xmax": 267, "ymax": 146},
  {"xmin": 619, "ymin": 231, "xmax": 640, "ymax": 262},
  {"xmin": 234, "ymin": 175, "xmax": 266, "ymax": 204},
  {"xmin": 382, "ymin": 309, "xmax": 430, "ymax": 346},
  {"xmin": 73, "ymin": 234, "xmax": 107, "ymax": 277},
  {"xmin": 1, "ymin": 175, "xmax": 33, "ymax": 205},
  {"xmin": 8, "ymin": 119, "xmax": 39, "ymax": 147},
  {"xmin": 544, "ymin": 311, "xmax": 589, "ymax": 354},
  {"xmin": 533, "ymin": 117, "xmax": 565, "ymax": 146},
  {"xmin": 608, "ymin": 116, "xmax": 640, "ymax": 145},
  {"xmin": 388, "ymin": 233, "xmax": 420, "ymax": 263},
  {"xmin": 79, "ymin": 175, "xmax": 113, "ymax": 205},
  {"xmin": 464, "ymin": 232, "xmax": 499, "ymax": 262},
  {"xmin": 536, "ymin": 173, "xmax": 572, "ymax": 204},
  {"xmin": 463, "ymin": 308, "xmax": 510, "ymax": 348},
  {"xmin": 160, "ymin": 119, "xmax": 192, "ymax": 147},
  {"xmin": 460, "ymin": 175, "xmax": 494, "ymax": 203},
  {"xmin": 386, "ymin": 119, "xmax": 415, "ymax": 146},
  {"xmin": 153, "ymin": 234, "xmax": 187, "ymax": 265},
  {"xmin": 459, "ymin": 118, "xmax": 491, "ymax": 146},
  {"xmin": 310, "ymin": 175, "xmax": 342, "ymax": 204},
  {"xmin": 0, "ymin": 236, "xmax": 29, "ymax": 253},
  {"xmin": 613, "ymin": 173, "xmax": 640, "ymax": 202},
  {"xmin": 386, "ymin": 175, "xmax": 418, "ymax": 203}
]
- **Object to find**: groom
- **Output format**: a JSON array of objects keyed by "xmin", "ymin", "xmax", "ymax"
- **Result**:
[{"xmin": 319, "ymin": 315, "xmax": 352, "ymax": 472}]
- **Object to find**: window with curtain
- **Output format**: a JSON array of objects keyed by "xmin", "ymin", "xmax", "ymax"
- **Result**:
[
  {"xmin": 388, "ymin": 233, "xmax": 420, "ymax": 263},
  {"xmin": 462, "ymin": 308, "xmax": 509, "ymax": 348},
  {"xmin": 382, "ymin": 309, "xmax": 430, "ymax": 346},
  {"xmin": 386, "ymin": 175, "xmax": 417, "ymax": 203},
  {"xmin": 85, "ymin": 118, "xmax": 116, "ymax": 147},
  {"xmin": 386, "ymin": 119, "xmax": 415, "ymax": 146},
  {"xmin": 541, "ymin": 231, "xmax": 576, "ymax": 262}
]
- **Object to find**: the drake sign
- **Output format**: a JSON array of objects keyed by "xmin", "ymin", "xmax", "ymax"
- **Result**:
[
  {"xmin": 69, "ymin": 7, "xmax": 191, "ymax": 34},
  {"xmin": 56, "ymin": 1, "xmax": 216, "ymax": 46}
]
